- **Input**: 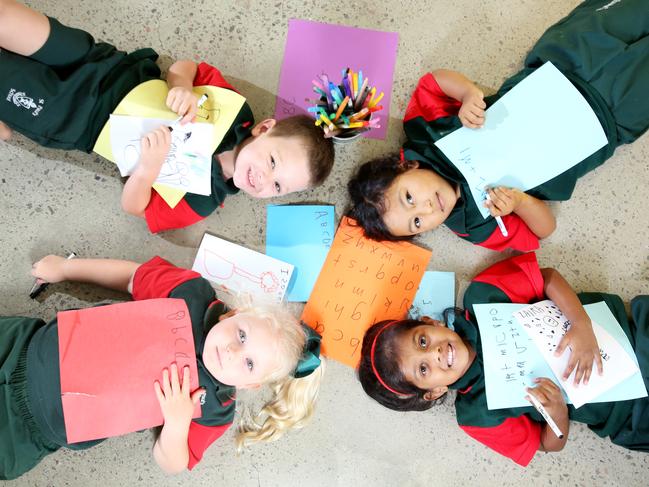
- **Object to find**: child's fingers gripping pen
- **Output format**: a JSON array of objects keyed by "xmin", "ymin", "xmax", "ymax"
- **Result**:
[
  {"xmin": 485, "ymin": 193, "xmax": 508, "ymax": 237},
  {"xmin": 526, "ymin": 389, "xmax": 564, "ymax": 439},
  {"xmin": 29, "ymin": 252, "xmax": 77, "ymax": 299}
]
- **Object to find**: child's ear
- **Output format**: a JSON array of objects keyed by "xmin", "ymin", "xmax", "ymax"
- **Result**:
[
  {"xmin": 251, "ymin": 118, "xmax": 277, "ymax": 136},
  {"xmin": 218, "ymin": 309, "xmax": 238, "ymax": 321},
  {"xmin": 423, "ymin": 386, "xmax": 448, "ymax": 401}
]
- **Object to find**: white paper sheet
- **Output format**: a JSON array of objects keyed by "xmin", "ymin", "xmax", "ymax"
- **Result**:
[{"xmin": 109, "ymin": 115, "xmax": 214, "ymax": 196}]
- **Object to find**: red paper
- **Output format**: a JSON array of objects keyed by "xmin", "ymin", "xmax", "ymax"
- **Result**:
[{"xmin": 58, "ymin": 298, "xmax": 201, "ymax": 443}]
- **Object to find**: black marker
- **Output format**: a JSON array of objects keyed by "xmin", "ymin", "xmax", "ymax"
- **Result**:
[{"xmin": 30, "ymin": 252, "xmax": 77, "ymax": 299}]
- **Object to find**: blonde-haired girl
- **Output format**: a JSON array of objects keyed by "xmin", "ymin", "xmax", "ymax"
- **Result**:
[{"xmin": 0, "ymin": 254, "xmax": 324, "ymax": 480}]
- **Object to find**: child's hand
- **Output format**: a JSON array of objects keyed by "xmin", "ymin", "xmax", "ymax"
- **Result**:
[
  {"xmin": 555, "ymin": 318, "xmax": 603, "ymax": 386},
  {"xmin": 459, "ymin": 88, "xmax": 486, "ymax": 128},
  {"xmin": 138, "ymin": 127, "xmax": 171, "ymax": 178},
  {"xmin": 483, "ymin": 187, "xmax": 525, "ymax": 216},
  {"xmin": 31, "ymin": 255, "xmax": 68, "ymax": 283},
  {"xmin": 166, "ymin": 87, "xmax": 199, "ymax": 125},
  {"xmin": 526, "ymin": 377, "xmax": 568, "ymax": 423},
  {"xmin": 154, "ymin": 364, "xmax": 204, "ymax": 433}
]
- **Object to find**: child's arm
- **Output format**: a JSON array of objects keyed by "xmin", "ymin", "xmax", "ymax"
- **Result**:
[
  {"xmin": 526, "ymin": 378, "xmax": 569, "ymax": 452},
  {"xmin": 430, "ymin": 69, "xmax": 486, "ymax": 128},
  {"xmin": 121, "ymin": 127, "xmax": 171, "ymax": 218},
  {"xmin": 485, "ymin": 187, "xmax": 556, "ymax": 239},
  {"xmin": 30, "ymin": 254, "xmax": 139, "ymax": 293},
  {"xmin": 0, "ymin": 0, "xmax": 50, "ymax": 56},
  {"xmin": 153, "ymin": 364, "xmax": 204, "ymax": 474},
  {"xmin": 540, "ymin": 267, "xmax": 603, "ymax": 385},
  {"xmin": 166, "ymin": 60, "xmax": 200, "ymax": 125}
]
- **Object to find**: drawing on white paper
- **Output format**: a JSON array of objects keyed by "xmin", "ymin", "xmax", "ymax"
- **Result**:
[
  {"xmin": 192, "ymin": 233, "xmax": 294, "ymax": 303},
  {"xmin": 202, "ymin": 249, "xmax": 280, "ymax": 294},
  {"xmin": 109, "ymin": 115, "xmax": 214, "ymax": 195}
]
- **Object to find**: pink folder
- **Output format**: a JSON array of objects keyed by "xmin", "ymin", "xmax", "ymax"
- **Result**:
[{"xmin": 58, "ymin": 298, "xmax": 201, "ymax": 443}]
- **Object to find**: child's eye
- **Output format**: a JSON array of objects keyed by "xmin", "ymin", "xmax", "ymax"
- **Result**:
[
  {"xmin": 270, "ymin": 156, "xmax": 276, "ymax": 170},
  {"xmin": 419, "ymin": 363, "xmax": 428, "ymax": 376},
  {"xmin": 406, "ymin": 191, "xmax": 413, "ymax": 204},
  {"xmin": 414, "ymin": 217, "xmax": 421, "ymax": 229},
  {"xmin": 274, "ymin": 181, "xmax": 281, "ymax": 193},
  {"xmin": 239, "ymin": 329, "xmax": 247, "ymax": 343},
  {"xmin": 246, "ymin": 358, "xmax": 254, "ymax": 371},
  {"xmin": 418, "ymin": 335, "xmax": 427, "ymax": 348}
]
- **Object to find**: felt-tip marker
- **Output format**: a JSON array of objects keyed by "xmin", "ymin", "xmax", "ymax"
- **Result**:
[
  {"xmin": 485, "ymin": 193, "xmax": 508, "ymax": 237},
  {"xmin": 526, "ymin": 389, "xmax": 564, "ymax": 439},
  {"xmin": 171, "ymin": 93, "xmax": 209, "ymax": 126},
  {"xmin": 29, "ymin": 252, "xmax": 76, "ymax": 299}
]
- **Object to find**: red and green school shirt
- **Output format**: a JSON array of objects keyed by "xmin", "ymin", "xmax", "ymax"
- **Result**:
[
  {"xmin": 400, "ymin": 0, "xmax": 649, "ymax": 252},
  {"xmin": 143, "ymin": 62, "xmax": 254, "ymax": 233},
  {"xmin": 24, "ymin": 257, "xmax": 237, "ymax": 470},
  {"xmin": 449, "ymin": 252, "xmax": 649, "ymax": 466}
]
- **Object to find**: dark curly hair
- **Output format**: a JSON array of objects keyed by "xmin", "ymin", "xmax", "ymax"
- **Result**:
[
  {"xmin": 347, "ymin": 154, "xmax": 418, "ymax": 242},
  {"xmin": 357, "ymin": 318, "xmax": 447, "ymax": 412}
]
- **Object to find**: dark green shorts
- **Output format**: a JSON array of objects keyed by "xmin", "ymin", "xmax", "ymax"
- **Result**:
[
  {"xmin": 0, "ymin": 16, "xmax": 160, "ymax": 151},
  {"xmin": 0, "ymin": 316, "xmax": 58, "ymax": 480}
]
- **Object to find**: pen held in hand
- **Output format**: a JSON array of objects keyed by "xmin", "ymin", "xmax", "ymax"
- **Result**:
[
  {"xmin": 29, "ymin": 252, "xmax": 77, "ymax": 299},
  {"xmin": 485, "ymin": 193, "xmax": 508, "ymax": 237},
  {"xmin": 526, "ymin": 390, "xmax": 564, "ymax": 439}
]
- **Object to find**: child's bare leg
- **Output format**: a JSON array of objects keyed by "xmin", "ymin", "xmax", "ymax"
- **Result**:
[
  {"xmin": 0, "ymin": 121, "xmax": 12, "ymax": 140},
  {"xmin": 0, "ymin": 0, "xmax": 50, "ymax": 55}
]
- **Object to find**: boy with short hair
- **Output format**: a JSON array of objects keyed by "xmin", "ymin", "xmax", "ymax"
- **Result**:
[{"xmin": 0, "ymin": 0, "xmax": 335, "ymax": 233}]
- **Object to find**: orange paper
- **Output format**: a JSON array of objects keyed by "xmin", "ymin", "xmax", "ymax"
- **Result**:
[
  {"xmin": 58, "ymin": 298, "xmax": 201, "ymax": 443},
  {"xmin": 302, "ymin": 217, "xmax": 432, "ymax": 366}
]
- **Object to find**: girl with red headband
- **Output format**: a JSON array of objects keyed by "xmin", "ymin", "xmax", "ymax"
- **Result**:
[{"xmin": 358, "ymin": 253, "xmax": 649, "ymax": 466}]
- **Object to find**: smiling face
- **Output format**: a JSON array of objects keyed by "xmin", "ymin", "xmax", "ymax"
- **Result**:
[
  {"xmin": 382, "ymin": 165, "xmax": 459, "ymax": 237},
  {"xmin": 202, "ymin": 311, "xmax": 281, "ymax": 388},
  {"xmin": 231, "ymin": 120, "xmax": 313, "ymax": 198},
  {"xmin": 396, "ymin": 318, "xmax": 476, "ymax": 399}
]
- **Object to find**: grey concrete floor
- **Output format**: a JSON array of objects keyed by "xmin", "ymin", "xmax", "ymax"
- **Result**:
[{"xmin": 1, "ymin": 0, "xmax": 648, "ymax": 485}]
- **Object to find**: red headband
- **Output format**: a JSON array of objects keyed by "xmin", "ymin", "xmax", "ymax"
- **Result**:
[{"xmin": 370, "ymin": 321, "xmax": 415, "ymax": 398}]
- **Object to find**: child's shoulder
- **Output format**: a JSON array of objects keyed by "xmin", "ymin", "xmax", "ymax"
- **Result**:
[{"xmin": 193, "ymin": 62, "xmax": 239, "ymax": 93}]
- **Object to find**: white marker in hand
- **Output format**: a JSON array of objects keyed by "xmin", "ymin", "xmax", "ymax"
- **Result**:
[
  {"xmin": 485, "ymin": 192, "xmax": 508, "ymax": 237},
  {"xmin": 526, "ymin": 389, "xmax": 564, "ymax": 439}
]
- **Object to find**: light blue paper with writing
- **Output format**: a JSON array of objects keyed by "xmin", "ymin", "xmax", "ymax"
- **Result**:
[
  {"xmin": 266, "ymin": 205, "xmax": 334, "ymax": 302},
  {"xmin": 435, "ymin": 62, "xmax": 608, "ymax": 218},
  {"xmin": 474, "ymin": 302, "xmax": 646, "ymax": 410},
  {"xmin": 408, "ymin": 271, "xmax": 455, "ymax": 321}
]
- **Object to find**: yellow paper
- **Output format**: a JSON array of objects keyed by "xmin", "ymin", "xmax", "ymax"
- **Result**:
[{"xmin": 93, "ymin": 80, "xmax": 246, "ymax": 208}]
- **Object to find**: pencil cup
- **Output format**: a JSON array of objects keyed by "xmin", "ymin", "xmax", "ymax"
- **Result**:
[{"xmin": 332, "ymin": 114, "xmax": 372, "ymax": 145}]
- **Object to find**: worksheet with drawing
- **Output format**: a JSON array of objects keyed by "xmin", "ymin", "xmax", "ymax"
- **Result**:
[
  {"xmin": 435, "ymin": 62, "xmax": 608, "ymax": 218},
  {"xmin": 109, "ymin": 115, "xmax": 214, "ymax": 196},
  {"xmin": 474, "ymin": 301, "xmax": 647, "ymax": 410},
  {"xmin": 192, "ymin": 233, "xmax": 294, "ymax": 303}
]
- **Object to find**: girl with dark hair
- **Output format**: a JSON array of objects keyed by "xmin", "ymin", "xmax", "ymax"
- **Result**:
[
  {"xmin": 348, "ymin": 0, "xmax": 649, "ymax": 251},
  {"xmin": 358, "ymin": 253, "xmax": 649, "ymax": 466}
]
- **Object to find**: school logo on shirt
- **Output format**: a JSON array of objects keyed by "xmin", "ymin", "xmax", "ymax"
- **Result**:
[{"xmin": 5, "ymin": 89, "xmax": 44, "ymax": 117}]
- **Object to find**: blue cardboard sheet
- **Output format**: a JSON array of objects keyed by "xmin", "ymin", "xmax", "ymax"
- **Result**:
[
  {"xmin": 435, "ymin": 62, "xmax": 608, "ymax": 218},
  {"xmin": 408, "ymin": 271, "xmax": 455, "ymax": 321},
  {"xmin": 266, "ymin": 205, "xmax": 334, "ymax": 302}
]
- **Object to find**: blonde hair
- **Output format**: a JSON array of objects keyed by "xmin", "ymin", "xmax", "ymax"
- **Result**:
[{"xmin": 231, "ymin": 301, "xmax": 325, "ymax": 449}]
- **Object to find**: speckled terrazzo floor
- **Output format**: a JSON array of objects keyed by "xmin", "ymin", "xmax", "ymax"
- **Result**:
[{"xmin": 1, "ymin": 0, "xmax": 648, "ymax": 486}]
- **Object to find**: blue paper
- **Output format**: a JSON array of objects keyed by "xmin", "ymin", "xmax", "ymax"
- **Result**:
[
  {"xmin": 435, "ymin": 62, "xmax": 608, "ymax": 218},
  {"xmin": 408, "ymin": 271, "xmax": 455, "ymax": 321},
  {"xmin": 474, "ymin": 302, "xmax": 646, "ymax": 410},
  {"xmin": 266, "ymin": 205, "xmax": 334, "ymax": 302}
]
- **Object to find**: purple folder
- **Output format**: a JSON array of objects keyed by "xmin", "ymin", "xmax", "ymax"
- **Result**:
[{"xmin": 275, "ymin": 19, "xmax": 399, "ymax": 140}]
